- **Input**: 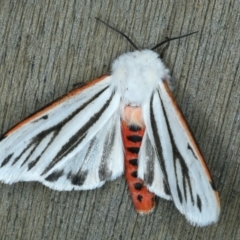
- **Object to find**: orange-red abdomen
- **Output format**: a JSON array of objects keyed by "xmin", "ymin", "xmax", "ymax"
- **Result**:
[{"xmin": 121, "ymin": 107, "xmax": 155, "ymax": 214}]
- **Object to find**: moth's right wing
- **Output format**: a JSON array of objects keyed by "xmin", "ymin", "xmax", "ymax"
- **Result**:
[
  {"xmin": 138, "ymin": 131, "xmax": 172, "ymax": 200},
  {"xmin": 0, "ymin": 76, "xmax": 124, "ymax": 190},
  {"xmin": 140, "ymin": 81, "xmax": 220, "ymax": 226}
]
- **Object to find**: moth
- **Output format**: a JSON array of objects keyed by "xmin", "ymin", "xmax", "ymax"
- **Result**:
[{"xmin": 0, "ymin": 18, "xmax": 220, "ymax": 226}]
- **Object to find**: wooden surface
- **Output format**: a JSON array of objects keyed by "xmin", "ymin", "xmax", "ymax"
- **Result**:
[{"xmin": 0, "ymin": 1, "xmax": 239, "ymax": 239}]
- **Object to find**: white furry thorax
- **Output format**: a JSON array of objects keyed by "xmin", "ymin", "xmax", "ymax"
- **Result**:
[{"xmin": 110, "ymin": 50, "xmax": 170, "ymax": 106}]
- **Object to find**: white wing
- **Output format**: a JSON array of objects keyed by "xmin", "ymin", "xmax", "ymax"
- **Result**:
[
  {"xmin": 138, "ymin": 131, "xmax": 171, "ymax": 200},
  {"xmin": 142, "ymin": 80, "xmax": 220, "ymax": 226},
  {"xmin": 0, "ymin": 76, "xmax": 124, "ymax": 190}
]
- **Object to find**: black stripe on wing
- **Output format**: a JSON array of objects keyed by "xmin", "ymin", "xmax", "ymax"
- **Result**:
[
  {"xmin": 1, "ymin": 86, "xmax": 109, "ymax": 172},
  {"xmin": 45, "ymin": 170, "xmax": 64, "ymax": 182},
  {"xmin": 1, "ymin": 154, "xmax": 13, "ymax": 167},
  {"xmin": 70, "ymin": 170, "xmax": 88, "ymax": 186},
  {"xmin": 155, "ymin": 90, "xmax": 196, "ymax": 207},
  {"xmin": 98, "ymin": 122, "xmax": 116, "ymax": 181},
  {"xmin": 149, "ymin": 93, "xmax": 170, "ymax": 191},
  {"xmin": 41, "ymin": 88, "xmax": 115, "ymax": 175},
  {"xmin": 66, "ymin": 117, "xmax": 118, "ymax": 186},
  {"xmin": 143, "ymin": 135, "xmax": 154, "ymax": 185},
  {"xmin": 67, "ymin": 136, "xmax": 97, "ymax": 186}
]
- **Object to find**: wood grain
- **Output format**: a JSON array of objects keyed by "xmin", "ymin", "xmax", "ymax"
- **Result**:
[{"xmin": 0, "ymin": 0, "xmax": 239, "ymax": 239}]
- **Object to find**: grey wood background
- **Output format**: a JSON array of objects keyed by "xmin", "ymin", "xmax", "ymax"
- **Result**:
[{"xmin": 0, "ymin": 0, "xmax": 239, "ymax": 239}]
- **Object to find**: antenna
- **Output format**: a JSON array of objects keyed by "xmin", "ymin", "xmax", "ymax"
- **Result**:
[
  {"xmin": 96, "ymin": 18, "xmax": 198, "ymax": 51},
  {"xmin": 151, "ymin": 31, "xmax": 198, "ymax": 50},
  {"xmin": 95, "ymin": 18, "xmax": 138, "ymax": 50}
]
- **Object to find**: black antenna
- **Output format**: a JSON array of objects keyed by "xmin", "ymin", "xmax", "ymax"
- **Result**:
[
  {"xmin": 151, "ymin": 31, "xmax": 198, "ymax": 50},
  {"xmin": 95, "ymin": 18, "xmax": 138, "ymax": 50}
]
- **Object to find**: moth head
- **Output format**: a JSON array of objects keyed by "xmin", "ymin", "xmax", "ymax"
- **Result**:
[
  {"xmin": 95, "ymin": 18, "xmax": 198, "ymax": 105},
  {"xmin": 110, "ymin": 49, "xmax": 169, "ymax": 106}
]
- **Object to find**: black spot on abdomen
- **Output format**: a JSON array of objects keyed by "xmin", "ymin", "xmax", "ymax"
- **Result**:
[
  {"xmin": 134, "ymin": 182, "xmax": 143, "ymax": 190},
  {"xmin": 127, "ymin": 147, "xmax": 140, "ymax": 154}
]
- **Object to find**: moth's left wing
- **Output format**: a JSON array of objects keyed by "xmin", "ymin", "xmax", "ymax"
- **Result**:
[
  {"xmin": 0, "ymin": 76, "xmax": 124, "ymax": 190},
  {"xmin": 143, "ymin": 80, "xmax": 220, "ymax": 226}
]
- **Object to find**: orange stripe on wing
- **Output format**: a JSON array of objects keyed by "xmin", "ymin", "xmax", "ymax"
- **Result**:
[
  {"xmin": 162, "ymin": 81, "xmax": 220, "ymax": 205},
  {"xmin": 5, "ymin": 75, "xmax": 108, "ymax": 136}
]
